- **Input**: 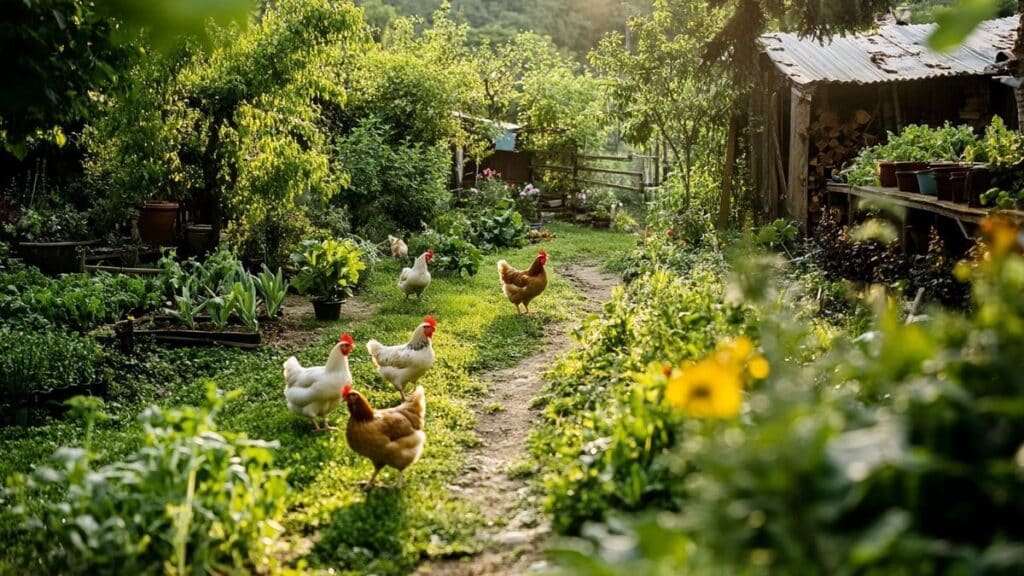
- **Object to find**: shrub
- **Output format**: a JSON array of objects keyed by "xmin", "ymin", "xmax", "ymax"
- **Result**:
[
  {"xmin": 470, "ymin": 199, "xmax": 528, "ymax": 251},
  {"xmin": 2, "ymin": 387, "xmax": 288, "ymax": 574},
  {"xmin": 0, "ymin": 329, "xmax": 103, "ymax": 410},
  {"xmin": 333, "ymin": 117, "xmax": 452, "ymax": 234},
  {"xmin": 409, "ymin": 226, "xmax": 482, "ymax": 277}
]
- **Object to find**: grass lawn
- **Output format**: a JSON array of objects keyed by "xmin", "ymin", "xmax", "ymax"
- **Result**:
[{"xmin": 0, "ymin": 223, "xmax": 636, "ymax": 575}]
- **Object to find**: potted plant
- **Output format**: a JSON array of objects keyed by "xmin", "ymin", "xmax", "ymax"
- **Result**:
[
  {"xmin": 290, "ymin": 238, "xmax": 366, "ymax": 321},
  {"xmin": 6, "ymin": 205, "xmax": 98, "ymax": 274}
]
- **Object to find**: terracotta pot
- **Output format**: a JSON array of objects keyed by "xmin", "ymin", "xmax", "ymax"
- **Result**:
[
  {"xmin": 896, "ymin": 171, "xmax": 920, "ymax": 193},
  {"xmin": 967, "ymin": 167, "xmax": 991, "ymax": 208},
  {"xmin": 311, "ymin": 299, "xmax": 343, "ymax": 321},
  {"xmin": 137, "ymin": 200, "xmax": 179, "ymax": 248},
  {"xmin": 878, "ymin": 162, "xmax": 898, "ymax": 187}
]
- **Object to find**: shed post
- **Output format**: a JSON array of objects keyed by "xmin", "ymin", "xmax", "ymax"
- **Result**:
[{"xmin": 786, "ymin": 85, "xmax": 814, "ymax": 230}]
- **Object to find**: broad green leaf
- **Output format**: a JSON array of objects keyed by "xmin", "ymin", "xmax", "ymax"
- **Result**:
[{"xmin": 927, "ymin": 0, "xmax": 1000, "ymax": 52}]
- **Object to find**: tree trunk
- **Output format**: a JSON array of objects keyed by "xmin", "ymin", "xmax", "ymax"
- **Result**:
[
  {"xmin": 1016, "ymin": 2, "xmax": 1023, "ymax": 132},
  {"xmin": 718, "ymin": 116, "xmax": 738, "ymax": 231}
]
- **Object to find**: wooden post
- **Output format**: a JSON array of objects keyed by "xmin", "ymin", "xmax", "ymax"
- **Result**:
[
  {"xmin": 571, "ymin": 146, "xmax": 579, "ymax": 192},
  {"xmin": 718, "ymin": 115, "xmax": 738, "ymax": 230},
  {"xmin": 454, "ymin": 145, "xmax": 464, "ymax": 189},
  {"xmin": 787, "ymin": 85, "xmax": 814, "ymax": 230}
]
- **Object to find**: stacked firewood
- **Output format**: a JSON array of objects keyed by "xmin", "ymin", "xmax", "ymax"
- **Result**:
[{"xmin": 808, "ymin": 108, "xmax": 879, "ymax": 219}]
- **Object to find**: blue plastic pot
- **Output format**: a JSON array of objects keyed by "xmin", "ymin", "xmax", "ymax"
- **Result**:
[{"xmin": 915, "ymin": 170, "xmax": 937, "ymax": 195}]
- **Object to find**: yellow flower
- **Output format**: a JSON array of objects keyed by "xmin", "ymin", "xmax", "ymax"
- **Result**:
[
  {"xmin": 665, "ymin": 357, "xmax": 743, "ymax": 419},
  {"xmin": 980, "ymin": 216, "xmax": 1021, "ymax": 258},
  {"xmin": 748, "ymin": 355, "xmax": 770, "ymax": 379},
  {"xmin": 730, "ymin": 336, "xmax": 754, "ymax": 360}
]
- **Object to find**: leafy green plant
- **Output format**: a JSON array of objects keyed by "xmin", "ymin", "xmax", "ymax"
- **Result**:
[
  {"xmin": 0, "ymin": 328, "xmax": 103, "ymax": 410},
  {"xmin": 254, "ymin": 264, "xmax": 289, "ymax": 317},
  {"xmin": 0, "ymin": 265, "xmax": 164, "ymax": 332},
  {"xmin": 846, "ymin": 123, "xmax": 977, "ymax": 185},
  {"xmin": 230, "ymin": 278, "xmax": 260, "ymax": 332},
  {"xmin": 3, "ymin": 386, "xmax": 288, "ymax": 574},
  {"xmin": 755, "ymin": 218, "xmax": 799, "ymax": 253},
  {"xmin": 166, "ymin": 278, "xmax": 207, "ymax": 329},
  {"xmin": 204, "ymin": 295, "xmax": 234, "ymax": 330},
  {"xmin": 290, "ymin": 238, "xmax": 366, "ymax": 302},
  {"xmin": 409, "ymin": 226, "xmax": 482, "ymax": 277},
  {"xmin": 471, "ymin": 198, "xmax": 528, "ymax": 251},
  {"xmin": 3, "ymin": 205, "xmax": 91, "ymax": 242}
]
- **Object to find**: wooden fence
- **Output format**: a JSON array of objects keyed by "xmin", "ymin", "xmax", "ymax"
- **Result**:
[{"xmin": 530, "ymin": 148, "xmax": 667, "ymax": 215}]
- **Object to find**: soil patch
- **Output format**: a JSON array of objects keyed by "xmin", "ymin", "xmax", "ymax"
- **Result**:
[{"xmin": 265, "ymin": 294, "xmax": 379, "ymax": 350}]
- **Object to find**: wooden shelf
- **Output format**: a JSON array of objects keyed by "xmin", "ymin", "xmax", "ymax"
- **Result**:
[{"xmin": 826, "ymin": 183, "xmax": 1024, "ymax": 225}]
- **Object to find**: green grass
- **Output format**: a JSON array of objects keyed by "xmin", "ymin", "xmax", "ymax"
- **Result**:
[{"xmin": 0, "ymin": 223, "xmax": 636, "ymax": 575}]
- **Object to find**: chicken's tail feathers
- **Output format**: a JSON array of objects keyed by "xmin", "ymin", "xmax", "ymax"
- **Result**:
[
  {"xmin": 365, "ymin": 339, "xmax": 383, "ymax": 364},
  {"xmin": 405, "ymin": 385, "xmax": 426, "ymax": 427},
  {"xmin": 497, "ymin": 259, "xmax": 511, "ymax": 283},
  {"xmin": 283, "ymin": 356, "xmax": 302, "ymax": 388}
]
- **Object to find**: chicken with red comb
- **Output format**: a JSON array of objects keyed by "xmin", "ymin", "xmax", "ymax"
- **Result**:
[
  {"xmin": 497, "ymin": 248, "xmax": 548, "ymax": 314},
  {"xmin": 398, "ymin": 250, "xmax": 433, "ymax": 299},
  {"xmin": 342, "ymin": 384, "xmax": 426, "ymax": 490},
  {"xmin": 283, "ymin": 332, "xmax": 355, "ymax": 431},
  {"xmin": 365, "ymin": 316, "xmax": 437, "ymax": 398}
]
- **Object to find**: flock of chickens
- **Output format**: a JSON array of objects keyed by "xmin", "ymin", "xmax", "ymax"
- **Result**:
[{"xmin": 282, "ymin": 243, "xmax": 549, "ymax": 489}]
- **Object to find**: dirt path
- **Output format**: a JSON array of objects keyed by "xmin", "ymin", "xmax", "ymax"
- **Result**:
[{"xmin": 415, "ymin": 263, "xmax": 619, "ymax": 576}]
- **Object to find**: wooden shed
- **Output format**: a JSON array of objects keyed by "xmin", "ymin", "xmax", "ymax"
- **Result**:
[
  {"xmin": 750, "ymin": 16, "xmax": 1020, "ymax": 231},
  {"xmin": 451, "ymin": 113, "xmax": 533, "ymax": 191}
]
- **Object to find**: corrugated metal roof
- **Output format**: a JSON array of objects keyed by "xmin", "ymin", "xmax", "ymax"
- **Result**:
[{"xmin": 761, "ymin": 16, "xmax": 1018, "ymax": 87}]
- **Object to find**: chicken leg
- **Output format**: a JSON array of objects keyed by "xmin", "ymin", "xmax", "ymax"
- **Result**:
[
  {"xmin": 364, "ymin": 465, "xmax": 383, "ymax": 492},
  {"xmin": 321, "ymin": 416, "xmax": 338, "ymax": 431}
]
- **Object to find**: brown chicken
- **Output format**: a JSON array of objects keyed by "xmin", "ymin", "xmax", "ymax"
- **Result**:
[
  {"xmin": 497, "ymin": 248, "xmax": 548, "ymax": 314},
  {"xmin": 342, "ymin": 384, "xmax": 426, "ymax": 490}
]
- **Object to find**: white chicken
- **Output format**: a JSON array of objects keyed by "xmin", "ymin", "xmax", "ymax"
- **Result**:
[
  {"xmin": 398, "ymin": 249, "xmax": 433, "ymax": 299},
  {"xmin": 388, "ymin": 235, "xmax": 408, "ymax": 260},
  {"xmin": 366, "ymin": 316, "xmax": 436, "ymax": 398},
  {"xmin": 283, "ymin": 332, "xmax": 354, "ymax": 431}
]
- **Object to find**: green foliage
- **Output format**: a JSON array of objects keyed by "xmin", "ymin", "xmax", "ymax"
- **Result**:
[
  {"xmin": 0, "ymin": 0, "xmax": 128, "ymax": 155},
  {"xmin": 333, "ymin": 117, "xmax": 452, "ymax": 233},
  {"xmin": 755, "ymin": 218, "xmax": 799, "ymax": 252},
  {"xmin": 846, "ymin": 123, "xmax": 978, "ymax": 186},
  {"xmin": 531, "ymin": 241, "xmax": 747, "ymax": 533},
  {"xmin": 2, "ymin": 387, "xmax": 288, "ymax": 574},
  {"xmin": 230, "ymin": 278, "xmax": 260, "ymax": 332},
  {"xmin": 591, "ymin": 0, "xmax": 735, "ymax": 202},
  {"xmin": 166, "ymin": 276, "xmax": 208, "ymax": 330},
  {"xmin": 254, "ymin": 265, "xmax": 289, "ymax": 317},
  {"xmin": 410, "ymin": 224, "xmax": 483, "ymax": 277},
  {"xmin": 926, "ymin": 0, "xmax": 1006, "ymax": 50},
  {"xmin": 0, "ymin": 265, "xmax": 163, "ymax": 331},
  {"xmin": 290, "ymin": 238, "xmax": 367, "ymax": 301},
  {"xmin": 0, "ymin": 329, "xmax": 103, "ymax": 409},
  {"xmin": 543, "ymin": 211, "xmax": 1024, "ymax": 575},
  {"xmin": 85, "ymin": 0, "xmax": 364, "ymax": 255},
  {"xmin": 3, "ymin": 205, "xmax": 91, "ymax": 242},
  {"xmin": 470, "ymin": 199, "xmax": 528, "ymax": 251}
]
